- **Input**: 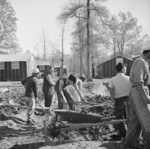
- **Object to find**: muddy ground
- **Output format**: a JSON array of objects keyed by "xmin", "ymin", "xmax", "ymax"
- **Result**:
[{"xmin": 0, "ymin": 79, "xmax": 124, "ymax": 149}]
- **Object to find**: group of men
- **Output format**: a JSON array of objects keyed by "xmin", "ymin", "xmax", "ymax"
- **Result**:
[
  {"xmin": 21, "ymin": 41, "xmax": 150, "ymax": 148},
  {"xmin": 21, "ymin": 68, "xmax": 86, "ymax": 124},
  {"xmin": 109, "ymin": 41, "xmax": 150, "ymax": 149}
]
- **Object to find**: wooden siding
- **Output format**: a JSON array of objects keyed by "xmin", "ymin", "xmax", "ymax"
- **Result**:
[
  {"xmin": 0, "ymin": 61, "xmax": 27, "ymax": 81},
  {"xmin": 37, "ymin": 65, "xmax": 49, "ymax": 72},
  {"xmin": 123, "ymin": 58, "xmax": 133, "ymax": 76},
  {"xmin": 97, "ymin": 57, "xmax": 133, "ymax": 78},
  {"xmin": 102, "ymin": 58, "xmax": 116, "ymax": 78}
]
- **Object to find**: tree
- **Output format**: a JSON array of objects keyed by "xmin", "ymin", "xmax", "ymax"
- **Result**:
[
  {"xmin": 108, "ymin": 12, "xmax": 146, "ymax": 56},
  {"xmin": 86, "ymin": 0, "xmax": 91, "ymax": 80},
  {"xmin": 34, "ymin": 28, "xmax": 52, "ymax": 59},
  {"xmin": 57, "ymin": 0, "xmax": 109, "ymax": 81},
  {"xmin": 128, "ymin": 34, "xmax": 150, "ymax": 56},
  {"xmin": 0, "ymin": 0, "xmax": 19, "ymax": 53}
]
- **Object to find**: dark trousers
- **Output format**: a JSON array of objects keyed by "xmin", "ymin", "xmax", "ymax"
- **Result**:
[
  {"xmin": 114, "ymin": 96, "xmax": 128, "ymax": 138},
  {"xmin": 56, "ymin": 89, "xmax": 75, "ymax": 110},
  {"xmin": 43, "ymin": 90, "xmax": 54, "ymax": 107}
]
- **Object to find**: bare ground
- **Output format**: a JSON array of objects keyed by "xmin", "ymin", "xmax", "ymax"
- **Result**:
[{"xmin": 0, "ymin": 79, "xmax": 125, "ymax": 149}]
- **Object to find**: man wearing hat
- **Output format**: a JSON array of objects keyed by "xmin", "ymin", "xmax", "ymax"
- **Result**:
[
  {"xmin": 42, "ymin": 66, "xmax": 55, "ymax": 108},
  {"xmin": 124, "ymin": 41, "xmax": 150, "ymax": 149},
  {"xmin": 109, "ymin": 62, "xmax": 131, "ymax": 141},
  {"xmin": 21, "ymin": 68, "xmax": 40, "ymax": 124}
]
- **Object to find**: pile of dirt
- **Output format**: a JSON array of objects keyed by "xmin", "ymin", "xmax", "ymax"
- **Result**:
[{"xmin": 85, "ymin": 94, "xmax": 111, "ymax": 104}]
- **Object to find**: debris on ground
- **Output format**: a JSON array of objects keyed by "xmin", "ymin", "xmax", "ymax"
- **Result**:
[{"xmin": 0, "ymin": 80, "xmax": 125, "ymax": 149}]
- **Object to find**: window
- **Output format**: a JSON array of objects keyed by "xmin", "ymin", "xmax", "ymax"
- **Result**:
[
  {"xmin": 11, "ymin": 62, "xmax": 19, "ymax": 69},
  {"xmin": 116, "ymin": 58, "xmax": 123, "ymax": 65},
  {"xmin": 38, "ymin": 65, "xmax": 45, "ymax": 71},
  {"xmin": 0, "ymin": 62, "xmax": 4, "ymax": 70}
]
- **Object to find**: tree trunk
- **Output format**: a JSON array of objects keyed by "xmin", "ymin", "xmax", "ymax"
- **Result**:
[
  {"xmin": 74, "ymin": 49, "xmax": 76, "ymax": 73},
  {"xmin": 79, "ymin": 15, "xmax": 83, "ymax": 77},
  {"xmin": 61, "ymin": 26, "xmax": 64, "ymax": 77},
  {"xmin": 113, "ymin": 40, "xmax": 116, "ymax": 58},
  {"xmin": 61, "ymin": 20, "xmax": 66, "ymax": 77},
  {"xmin": 43, "ymin": 29, "xmax": 46, "ymax": 60},
  {"xmin": 86, "ymin": 0, "xmax": 92, "ymax": 81},
  {"xmin": 81, "ymin": 24, "xmax": 85, "ymax": 75}
]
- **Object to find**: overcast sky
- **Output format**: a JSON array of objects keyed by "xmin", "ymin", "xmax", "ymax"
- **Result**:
[{"xmin": 8, "ymin": 0, "xmax": 150, "ymax": 55}]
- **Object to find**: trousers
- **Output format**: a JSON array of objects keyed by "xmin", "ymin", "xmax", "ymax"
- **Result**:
[
  {"xmin": 56, "ymin": 89, "xmax": 75, "ymax": 110},
  {"xmin": 114, "ymin": 96, "xmax": 128, "ymax": 138},
  {"xmin": 25, "ymin": 97, "xmax": 35, "ymax": 120},
  {"xmin": 124, "ymin": 86, "xmax": 150, "ymax": 146},
  {"xmin": 43, "ymin": 89, "xmax": 54, "ymax": 107}
]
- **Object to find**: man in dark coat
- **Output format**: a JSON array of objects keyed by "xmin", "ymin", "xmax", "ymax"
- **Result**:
[{"xmin": 42, "ymin": 67, "xmax": 55, "ymax": 108}]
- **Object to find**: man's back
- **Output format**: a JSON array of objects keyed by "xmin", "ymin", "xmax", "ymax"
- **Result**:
[
  {"xmin": 109, "ymin": 73, "xmax": 131, "ymax": 98},
  {"xmin": 22, "ymin": 76, "xmax": 38, "ymax": 98},
  {"xmin": 54, "ymin": 76, "xmax": 68, "ymax": 91}
]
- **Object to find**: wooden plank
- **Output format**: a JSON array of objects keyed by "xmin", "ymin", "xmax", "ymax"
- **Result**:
[
  {"xmin": 0, "ymin": 70, "xmax": 4, "ymax": 81},
  {"xmin": 131, "ymin": 87, "xmax": 150, "ymax": 134},
  {"xmin": 20, "ymin": 61, "xmax": 23, "ymax": 80},
  {"xmin": 4, "ymin": 62, "xmax": 7, "ymax": 81},
  {"xmin": 22, "ymin": 61, "xmax": 27, "ymax": 79},
  {"xmin": 43, "ymin": 120, "xmax": 48, "ymax": 143},
  {"xmin": 0, "ymin": 104, "xmax": 50, "ymax": 110},
  {"xmin": 8, "ymin": 62, "xmax": 11, "ymax": 81}
]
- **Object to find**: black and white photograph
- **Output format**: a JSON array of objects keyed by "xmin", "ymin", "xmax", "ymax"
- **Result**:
[{"xmin": 0, "ymin": 0, "xmax": 150, "ymax": 148}]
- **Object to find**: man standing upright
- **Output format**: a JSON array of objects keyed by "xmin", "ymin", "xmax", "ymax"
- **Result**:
[
  {"xmin": 42, "ymin": 66, "xmax": 55, "ymax": 108},
  {"xmin": 21, "ymin": 68, "xmax": 40, "ymax": 124},
  {"xmin": 124, "ymin": 41, "xmax": 150, "ymax": 149},
  {"xmin": 109, "ymin": 62, "xmax": 131, "ymax": 140}
]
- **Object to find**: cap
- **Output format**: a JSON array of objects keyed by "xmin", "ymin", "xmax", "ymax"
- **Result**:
[
  {"xmin": 142, "ymin": 41, "xmax": 150, "ymax": 51},
  {"xmin": 32, "ymin": 68, "xmax": 40, "ymax": 74}
]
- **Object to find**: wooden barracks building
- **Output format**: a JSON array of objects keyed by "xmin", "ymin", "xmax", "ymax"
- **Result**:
[
  {"xmin": 96, "ymin": 52, "xmax": 133, "ymax": 78},
  {"xmin": 0, "ymin": 53, "xmax": 35, "ymax": 81}
]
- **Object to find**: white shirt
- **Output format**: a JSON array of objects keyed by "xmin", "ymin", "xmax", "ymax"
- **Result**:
[
  {"xmin": 65, "ymin": 85, "xmax": 81, "ymax": 102},
  {"xmin": 76, "ymin": 79, "xmax": 82, "ymax": 91},
  {"xmin": 109, "ymin": 73, "xmax": 131, "ymax": 98}
]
